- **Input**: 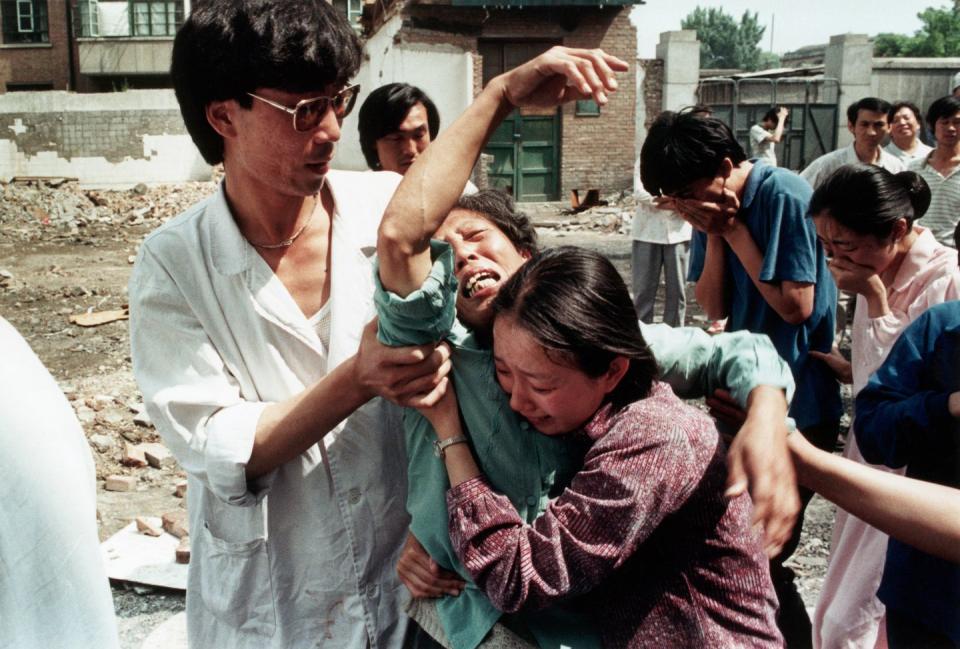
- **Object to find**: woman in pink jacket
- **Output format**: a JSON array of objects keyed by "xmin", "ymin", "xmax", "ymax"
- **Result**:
[{"xmin": 808, "ymin": 165, "xmax": 960, "ymax": 649}]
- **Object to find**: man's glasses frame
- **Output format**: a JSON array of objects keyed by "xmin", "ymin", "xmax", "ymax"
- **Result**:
[{"xmin": 247, "ymin": 84, "xmax": 361, "ymax": 132}]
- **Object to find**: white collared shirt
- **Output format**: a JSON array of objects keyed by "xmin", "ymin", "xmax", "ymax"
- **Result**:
[
  {"xmin": 632, "ymin": 159, "xmax": 692, "ymax": 244},
  {"xmin": 129, "ymin": 170, "xmax": 410, "ymax": 649},
  {"xmin": 800, "ymin": 144, "xmax": 905, "ymax": 189}
]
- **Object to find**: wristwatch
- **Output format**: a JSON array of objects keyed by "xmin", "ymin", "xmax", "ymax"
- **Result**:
[{"xmin": 433, "ymin": 434, "xmax": 468, "ymax": 459}]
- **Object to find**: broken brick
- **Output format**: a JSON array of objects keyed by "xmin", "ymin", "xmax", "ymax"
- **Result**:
[
  {"xmin": 135, "ymin": 516, "xmax": 162, "ymax": 537},
  {"xmin": 141, "ymin": 442, "xmax": 175, "ymax": 469},
  {"xmin": 173, "ymin": 480, "xmax": 187, "ymax": 498},
  {"xmin": 161, "ymin": 510, "xmax": 189, "ymax": 539},
  {"xmin": 105, "ymin": 475, "xmax": 136, "ymax": 492},
  {"xmin": 176, "ymin": 536, "xmax": 190, "ymax": 564},
  {"xmin": 121, "ymin": 442, "xmax": 147, "ymax": 468}
]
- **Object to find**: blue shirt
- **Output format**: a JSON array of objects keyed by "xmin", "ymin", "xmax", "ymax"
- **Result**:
[
  {"xmin": 375, "ymin": 241, "xmax": 796, "ymax": 649},
  {"xmin": 688, "ymin": 161, "xmax": 841, "ymax": 431},
  {"xmin": 855, "ymin": 301, "xmax": 960, "ymax": 643}
]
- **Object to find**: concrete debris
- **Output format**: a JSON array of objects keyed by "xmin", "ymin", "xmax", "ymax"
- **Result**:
[
  {"xmin": 173, "ymin": 480, "xmax": 188, "ymax": 499},
  {"xmin": 142, "ymin": 442, "xmax": 175, "ymax": 469},
  {"xmin": 105, "ymin": 474, "xmax": 137, "ymax": 492},
  {"xmin": 161, "ymin": 511, "xmax": 189, "ymax": 540},
  {"xmin": 69, "ymin": 307, "xmax": 129, "ymax": 327},
  {"xmin": 175, "ymin": 536, "xmax": 191, "ymax": 564},
  {"xmin": 89, "ymin": 433, "xmax": 115, "ymax": 453},
  {"xmin": 122, "ymin": 442, "xmax": 148, "ymax": 468},
  {"xmin": 0, "ymin": 178, "xmax": 217, "ymax": 243},
  {"xmin": 136, "ymin": 516, "xmax": 163, "ymax": 537}
]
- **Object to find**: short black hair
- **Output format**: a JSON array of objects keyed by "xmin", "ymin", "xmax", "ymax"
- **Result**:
[
  {"xmin": 492, "ymin": 246, "xmax": 659, "ymax": 413},
  {"xmin": 925, "ymin": 95, "xmax": 960, "ymax": 132},
  {"xmin": 888, "ymin": 101, "xmax": 923, "ymax": 126},
  {"xmin": 171, "ymin": 0, "xmax": 362, "ymax": 165},
  {"xmin": 761, "ymin": 106, "xmax": 780, "ymax": 124},
  {"xmin": 809, "ymin": 165, "xmax": 931, "ymax": 239},
  {"xmin": 358, "ymin": 83, "xmax": 441, "ymax": 170},
  {"xmin": 846, "ymin": 97, "xmax": 892, "ymax": 125},
  {"xmin": 455, "ymin": 189, "xmax": 538, "ymax": 256},
  {"xmin": 640, "ymin": 109, "xmax": 747, "ymax": 197}
]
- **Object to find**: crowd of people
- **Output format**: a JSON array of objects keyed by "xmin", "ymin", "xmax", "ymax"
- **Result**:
[{"xmin": 2, "ymin": 1, "xmax": 959, "ymax": 649}]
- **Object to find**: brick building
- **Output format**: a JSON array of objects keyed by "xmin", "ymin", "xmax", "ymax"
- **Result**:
[
  {"xmin": 363, "ymin": 0, "xmax": 640, "ymax": 201},
  {"xmin": 0, "ymin": 0, "xmax": 71, "ymax": 90}
]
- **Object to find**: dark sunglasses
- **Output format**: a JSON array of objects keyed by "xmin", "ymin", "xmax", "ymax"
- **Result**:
[{"xmin": 247, "ymin": 84, "xmax": 361, "ymax": 132}]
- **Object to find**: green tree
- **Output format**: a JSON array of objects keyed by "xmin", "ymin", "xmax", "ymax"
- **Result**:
[
  {"xmin": 681, "ymin": 7, "xmax": 769, "ymax": 71},
  {"xmin": 874, "ymin": 4, "xmax": 960, "ymax": 56}
]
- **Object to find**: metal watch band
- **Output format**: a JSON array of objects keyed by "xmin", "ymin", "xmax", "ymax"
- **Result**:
[{"xmin": 433, "ymin": 434, "xmax": 468, "ymax": 459}]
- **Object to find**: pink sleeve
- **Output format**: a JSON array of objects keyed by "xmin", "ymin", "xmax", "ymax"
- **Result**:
[
  {"xmin": 445, "ymin": 418, "xmax": 702, "ymax": 613},
  {"xmin": 853, "ymin": 275, "xmax": 960, "ymax": 393}
]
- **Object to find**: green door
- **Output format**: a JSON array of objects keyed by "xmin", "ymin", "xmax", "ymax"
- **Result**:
[
  {"xmin": 480, "ymin": 40, "xmax": 561, "ymax": 201},
  {"xmin": 487, "ymin": 110, "xmax": 560, "ymax": 201}
]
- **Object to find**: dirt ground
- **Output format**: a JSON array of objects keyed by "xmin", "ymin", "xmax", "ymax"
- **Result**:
[{"xmin": 0, "ymin": 179, "xmax": 838, "ymax": 647}]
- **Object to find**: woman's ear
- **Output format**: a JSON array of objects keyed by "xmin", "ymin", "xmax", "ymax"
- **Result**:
[
  {"xmin": 206, "ymin": 100, "xmax": 238, "ymax": 139},
  {"xmin": 602, "ymin": 356, "xmax": 630, "ymax": 394},
  {"xmin": 891, "ymin": 217, "xmax": 910, "ymax": 242}
]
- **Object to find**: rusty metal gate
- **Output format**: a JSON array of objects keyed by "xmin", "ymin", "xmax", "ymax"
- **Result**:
[{"xmin": 697, "ymin": 77, "xmax": 841, "ymax": 171}]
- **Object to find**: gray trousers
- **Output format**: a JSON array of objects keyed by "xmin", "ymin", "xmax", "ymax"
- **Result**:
[{"xmin": 631, "ymin": 240, "xmax": 689, "ymax": 327}]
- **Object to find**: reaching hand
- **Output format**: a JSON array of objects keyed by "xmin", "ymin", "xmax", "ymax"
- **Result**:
[
  {"xmin": 355, "ymin": 319, "xmax": 452, "ymax": 408},
  {"xmin": 722, "ymin": 386, "xmax": 799, "ymax": 557},
  {"xmin": 495, "ymin": 47, "xmax": 628, "ymax": 111},
  {"xmin": 777, "ymin": 106, "xmax": 789, "ymax": 121},
  {"xmin": 809, "ymin": 346, "xmax": 853, "ymax": 385},
  {"xmin": 396, "ymin": 533, "xmax": 465, "ymax": 598},
  {"xmin": 949, "ymin": 391, "xmax": 960, "ymax": 418}
]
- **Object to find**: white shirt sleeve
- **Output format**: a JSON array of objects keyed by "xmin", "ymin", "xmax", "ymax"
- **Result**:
[{"xmin": 129, "ymin": 246, "xmax": 272, "ymax": 507}]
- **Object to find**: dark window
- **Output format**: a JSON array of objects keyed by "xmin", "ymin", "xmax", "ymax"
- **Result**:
[
  {"xmin": 131, "ymin": 1, "xmax": 182, "ymax": 37},
  {"xmin": 1, "ymin": 0, "xmax": 49, "ymax": 44}
]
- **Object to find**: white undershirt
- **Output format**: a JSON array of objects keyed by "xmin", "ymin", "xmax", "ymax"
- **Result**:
[{"xmin": 308, "ymin": 300, "xmax": 332, "ymax": 352}]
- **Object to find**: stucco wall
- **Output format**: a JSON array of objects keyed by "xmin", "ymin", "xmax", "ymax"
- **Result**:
[
  {"xmin": 334, "ymin": 12, "xmax": 474, "ymax": 171},
  {"xmin": 0, "ymin": 89, "xmax": 210, "ymax": 186}
]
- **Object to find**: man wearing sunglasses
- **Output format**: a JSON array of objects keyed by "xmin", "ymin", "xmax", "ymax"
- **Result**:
[{"xmin": 129, "ymin": 1, "xmax": 451, "ymax": 647}]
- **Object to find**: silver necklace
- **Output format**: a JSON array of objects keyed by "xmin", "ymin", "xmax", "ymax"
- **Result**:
[
  {"xmin": 250, "ymin": 209, "xmax": 315, "ymax": 249},
  {"xmin": 249, "ymin": 180, "xmax": 325, "ymax": 249}
]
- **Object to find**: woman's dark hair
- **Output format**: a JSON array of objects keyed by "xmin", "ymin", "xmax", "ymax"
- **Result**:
[
  {"xmin": 846, "ymin": 97, "xmax": 892, "ymax": 125},
  {"xmin": 888, "ymin": 101, "xmax": 923, "ymax": 126},
  {"xmin": 171, "ymin": 0, "xmax": 362, "ymax": 165},
  {"xmin": 809, "ymin": 165, "xmax": 931, "ymax": 239},
  {"xmin": 492, "ymin": 246, "xmax": 658, "ymax": 412},
  {"xmin": 640, "ymin": 109, "xmax": 747, "ymax": 197},
  {"xmin": 926, "ymin": 95, "xmax": 960, "ymax": 132},
  {"xmin": 456, "ymin": 189, "xmax": 539, "ymax": 256},
  {"xmin": 358, "ymin": 83, "xmax": 441, "ymax": 170}
]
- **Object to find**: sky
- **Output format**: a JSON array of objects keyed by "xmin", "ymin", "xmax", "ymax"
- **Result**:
[{"xmin": 631, "ymin": 0, "xmax": 929, "ymax": 57}]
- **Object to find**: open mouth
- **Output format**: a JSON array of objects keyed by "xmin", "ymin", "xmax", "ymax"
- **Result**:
[{"xmin": 463, "ymin": 270, "xmax": 500, "ymax": 299}]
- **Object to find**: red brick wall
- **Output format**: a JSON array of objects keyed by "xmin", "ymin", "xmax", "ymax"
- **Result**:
[
  {"xmin": 0, "ymin": 1, "xmax": 72, "ymax": 91},
  {"xmin": 399, "ymin": 5, "xmax": 638, "ymax": 199}
]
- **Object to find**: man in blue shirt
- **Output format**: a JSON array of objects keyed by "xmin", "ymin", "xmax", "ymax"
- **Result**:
[{"xmin": 639, "ymin": 109, "xmax": 842, "ymax": 649}]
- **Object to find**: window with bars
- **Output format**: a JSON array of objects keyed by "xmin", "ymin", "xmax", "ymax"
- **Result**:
[
  {"xmin": 131, "ymin": 1, "xmax": 180, "ymax": 36},
  {"xmin": 1, "ymin": 0, "xmax": 48, "ymax": 43}
]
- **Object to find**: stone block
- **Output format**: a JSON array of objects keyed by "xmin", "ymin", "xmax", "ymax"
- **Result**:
[
  {"xmin": 161, "ymin": 510, "xmax": 189, "ymax": 539},
  {"xmin": 105, "ymin": 474, "xmax": 136, "ymax": 492}
]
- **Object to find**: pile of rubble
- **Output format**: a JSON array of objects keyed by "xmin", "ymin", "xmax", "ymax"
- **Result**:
[
  {"xmin": 533, "ymin": 189, "xmax": 638, "ymax": 236},
  {"xmin": 0, "ymin": 177, "xmax": 219, "ymax": 242}
]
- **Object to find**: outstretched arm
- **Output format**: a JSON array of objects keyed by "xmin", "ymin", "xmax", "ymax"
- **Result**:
[
  {"xmin": 789, "ymin": 432, "xmax": 960, "ymax": 564},
  {"xmin": 377, "ymin": 48, "xmax": 627, "ymax": 297}
]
